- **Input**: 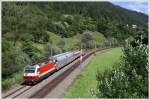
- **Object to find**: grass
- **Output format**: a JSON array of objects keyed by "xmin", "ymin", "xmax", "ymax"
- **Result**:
[{"xmin": 65, "ymin": 48, "xmax": 122, "ymax": 98}]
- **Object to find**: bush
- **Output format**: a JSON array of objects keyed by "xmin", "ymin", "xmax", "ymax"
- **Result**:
[
  {"xmin": 95, "ymin": 39, "xmax": 148, "ymax": 98},
  {"xmin": 2, "ymin": 42, "xmax": 31, "ymax": 78}
]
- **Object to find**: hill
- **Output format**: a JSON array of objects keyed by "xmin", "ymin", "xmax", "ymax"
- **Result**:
[
  {"xmin": 2, "ymin": 2, "xmax": 148, "ymax": 80},
  {"xmin": 2, "ymin": 2, "xmax": 148, "ymax": 41}
]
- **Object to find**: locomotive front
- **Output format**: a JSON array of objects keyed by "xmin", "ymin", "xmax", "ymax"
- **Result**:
[{"xmin": 23, "ymin": 65, "xmax": 40, "ymax": 82}]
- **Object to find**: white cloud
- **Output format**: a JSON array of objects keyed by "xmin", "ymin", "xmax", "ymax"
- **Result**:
[
  {"xmin": 112, "ymin": 1, "xmax": 148, "ymax": 14},
  {"xmin": 129, "ymin": 2, "xmax": 148, "ymax": 14}
]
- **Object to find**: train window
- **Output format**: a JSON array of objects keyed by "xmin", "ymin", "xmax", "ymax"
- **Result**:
[{"xmin": 25, "ymin": 69, "xmax": 35, "ymax": 73}]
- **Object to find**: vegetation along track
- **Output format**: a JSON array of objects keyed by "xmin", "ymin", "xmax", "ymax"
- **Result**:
[{"xmin": 29, "ymin": 48, "xmax": 106, "ymax": 98}]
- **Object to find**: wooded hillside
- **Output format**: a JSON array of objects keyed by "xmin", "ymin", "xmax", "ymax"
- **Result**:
[{"xmin": 2, "ymin": 2, "xmax": 148, "ymax": 79}]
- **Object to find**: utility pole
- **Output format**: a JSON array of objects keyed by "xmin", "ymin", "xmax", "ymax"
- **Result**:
[
  {"xmin": 94, "ymin": 41, "xmax": 96, "ymax": 56},
  {"xmin": 95, "ymin": 41, "xmax": 96, "ymax": 49},
  {"xmin": 80, "ymin": 43, "xmax": 83, "ymax": 68},
  {"xmin": 51, "ymin": 45, "xmax": 52, "ymax": 57}
]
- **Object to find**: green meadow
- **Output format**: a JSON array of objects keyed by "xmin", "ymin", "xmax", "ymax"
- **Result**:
[{"xmin": 65, "ymin": 48, "xmax": 122, "ymax": 98}]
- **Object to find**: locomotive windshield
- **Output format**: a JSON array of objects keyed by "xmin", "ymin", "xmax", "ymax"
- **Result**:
[
  {"xmin": 25, "ymin": 69, "xmax": 35, "ymax": 73},
  {"xmin": 24, "ymin": 67, "xmax": 35, "ymax": 73}
]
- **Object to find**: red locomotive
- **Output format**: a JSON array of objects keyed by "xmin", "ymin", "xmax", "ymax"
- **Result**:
[
  {"xmin": 23, "ymin": 50, "xmax": 84, "ymax": 83},
  {"xmin": 23, "ymin": 60, "xmax": 56, "ymax": 82}
]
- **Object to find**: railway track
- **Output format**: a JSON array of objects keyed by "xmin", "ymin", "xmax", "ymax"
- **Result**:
[
  {"xmin": 3, "ymin": 85, "xmax": 32, "ymax": 98},
  {"xmin": 2, "ymin": 48, "xmax": 107, "ymax": 98},
  {"xmin": 29, "ymin": 49, "xmax": 102, "ymax": 98},
  {"xmin": 2, "ymin": 51, "xmax": 87, "ymax": 98},
  {"xmin": 12, "ymin": 86, "xmax": 32, "ymax": 98}
]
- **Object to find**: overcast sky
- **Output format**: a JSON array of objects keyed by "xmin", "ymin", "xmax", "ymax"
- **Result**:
[{"xmin": 111, "ymin": 1, "xmax": 148, "ymax": 15}]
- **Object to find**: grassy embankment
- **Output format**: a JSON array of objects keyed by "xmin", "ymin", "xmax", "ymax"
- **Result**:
[
  {"xmin": 65, "ymin": 48, "xmax": 122, "ymax": 98},
  {"xmin": 2, "ymin": 31, "xmax": 107, "ymax": 91}
]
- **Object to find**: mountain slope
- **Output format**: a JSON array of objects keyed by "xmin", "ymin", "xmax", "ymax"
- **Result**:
[
  {"xmin": 2, "ymin": 2, "xmax": 148, "ymax": 80},
  {"xmin": 46, "ymin": 2, "xmax": 148, "ymax": 27},
  {"xmin": 2, "ymin": 2, "xmax": 148, "ymax": 40}
]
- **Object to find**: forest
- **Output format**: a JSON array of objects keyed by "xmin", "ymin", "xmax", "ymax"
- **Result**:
[{"xmin": 2, "ymin": 2, "xmax": 148, "ymax": 94}]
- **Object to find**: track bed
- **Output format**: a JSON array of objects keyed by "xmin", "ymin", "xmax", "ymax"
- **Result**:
[{"xmin": 2, "ymin": 49, "xmax": 107, "ymax": 98}]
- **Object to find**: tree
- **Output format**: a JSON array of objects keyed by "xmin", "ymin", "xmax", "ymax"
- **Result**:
[
  {"xmin": 2, "ymin": 39, "xmax": 31, "ymax": 78},
  {"xmin": 57, "ymin": 38, "xmax": 65, "ymax": 51},
  {"xmin": 95, "ymin": 39, "xmax": 148, "ymax": 98},
  {"xmin": 81, "ymin": 31, "xmax": 95, "ymax": 49}
]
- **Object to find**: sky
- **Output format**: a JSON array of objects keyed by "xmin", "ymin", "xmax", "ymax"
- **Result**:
[{"xmin": 111, "ymin": 1, "xmax": 148, "ymax": 15}]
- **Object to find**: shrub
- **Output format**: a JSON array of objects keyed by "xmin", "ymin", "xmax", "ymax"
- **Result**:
[
  {"xmin": 95, "ymin": 39, "xmax": 148, "ymax": 98},
  {"xmin": 2, "ymin": 43, "xmax": 31, "ymax": 79}
]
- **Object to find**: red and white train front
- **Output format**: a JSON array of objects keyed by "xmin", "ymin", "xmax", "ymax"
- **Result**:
[
  {"xmin": 23, "ymin": 65, "xmax": 40, "ymax": 81},
  {"xmin": 23, "ymin": 60, "xmax": 56, "ymax": 82}
]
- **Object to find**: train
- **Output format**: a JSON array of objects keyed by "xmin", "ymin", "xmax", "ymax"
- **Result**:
[{"xmin": 23, "ymin": 50, "xmax": 84, "ymax": 83}]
